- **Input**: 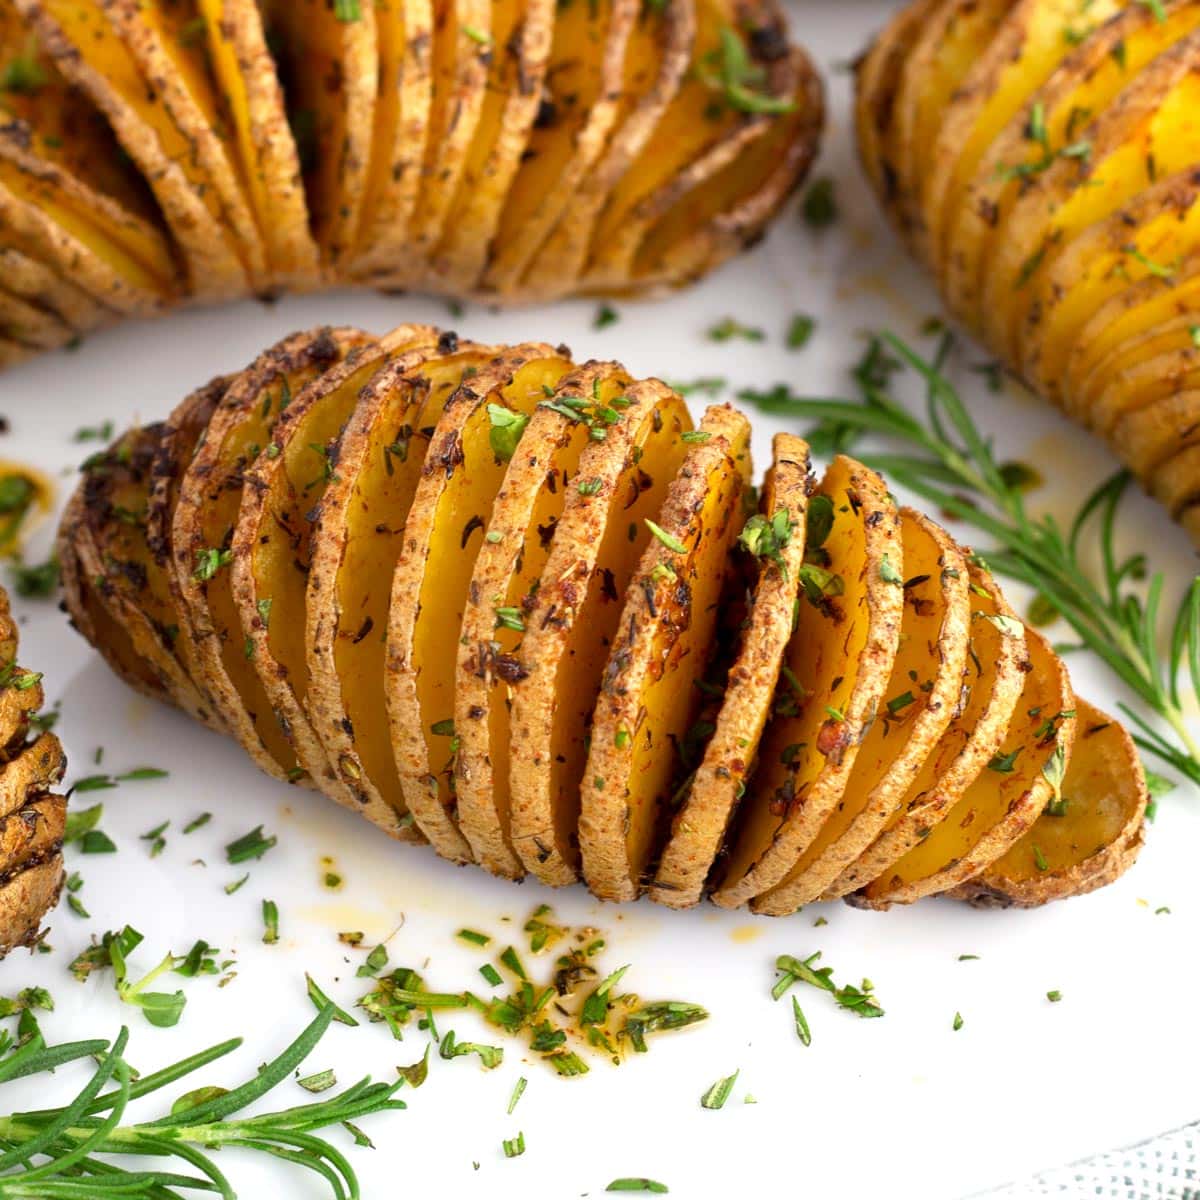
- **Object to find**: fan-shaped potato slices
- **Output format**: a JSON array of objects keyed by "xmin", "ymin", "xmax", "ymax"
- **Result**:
[
  {"xmin": 0, "ymin": 246, "xmax": 109, "ymax": 333},
  {"xmin": 192, "ymin": 0, "xmax": 319, "ymax": 288},
  {"xmin": 711, "ymin": 455, "xmax": 904, "ymax": 910},
  {"xmin": 0, "ymin": 285, "xmax": 71, "ymax": 349},
  {"xmin": 232, "ymin": 326, "xmax": 436, "ymax": 809},
  {"xmin": 0, "ymin": 141, "xmax": 175, "ymax": 313},
  {"xmin": 629, "ymin": 44, "xmax": 822, "ymax": 291},
  {"xmin": 950, "ymin": 699, "xmax": 1146, "ymax": 907},
  {"xmin": 169, "ymin": 329, "xmax": 367, "ymax": 782},
  {"xmin": 307, "ymin": 334, "xmax": 497, "ymax": 841},
  {"xmin": 985, "ymin": 37, "xmax": 1200, "ymax": 374},
  {"xmin": 578, "ymin": 404, "xmax": 751, "ymax": 903},
  {"xmin": 260, "ymin": 0, "xmax": 376, "ymax": 270},
  {"xmin": 825, "ymin": 560, "xmax": 1026, "ymax": 899},
  {"xmin": 922, "ymin": 0, "xmax": 1124, "ymax": 280},
  {"xmin": 402, "ymin": 0, "xmax": 491, "ymax": 271},
  {"xmin": 650, "ymin": 432, "xmax": 810, "ymax": 909},
  {"xmin": 429, "ymin": 0, "xmax": 553, "ymax": 293},
  {"xmin": 99, "ymin": 0, "xmax": 267, "ymax": 287},
  {"xmin": 947, "ymin": 3, "xmax": 1200, "ymax": 329},
  {"xmin": 507, "ymin": 375, "xmax": 692, "ymax": 886},
  {"xmin": 856, "ymin": 625, "xmax": 1076, "ymax": 908},
  {"xmin": 454, "ymin": 364, "xmax": 616, "ymax": 877},
  {"xmin": 16, "ymin": 0, "xmax": 249, "ymax": 297},
  {"xmin": 484, "ymin": 0, "xmax": 637, "ymax": 296},
  {"xmin": 67, "ymin": 417, "xmax": 224, "ymax": 729},
  {"xmin": 387, "ymin": 344, "xmax": 574, "ymax": 862},
  {"xmin": 752, "ymin": 509, "xmax": 971, "ymax": 916},
  {"xmin": 349, "ymin": 0, "xmax": 432, "ymax": 278},
  {"xmin": 521, "ymin": 0, "xmax": 693, "ymax": 299}
]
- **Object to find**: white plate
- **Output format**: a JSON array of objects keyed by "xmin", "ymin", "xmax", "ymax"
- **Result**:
[{"xmin": 1, "ymin": 4, "xmax": 1197, "ymax": 1197}]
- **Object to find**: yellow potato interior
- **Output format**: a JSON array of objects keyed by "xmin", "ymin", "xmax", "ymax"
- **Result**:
[
  {"xmin": 410, "ymin": 355, "xmax": 571, "ymax": 808},
  {"xmin": 718, "ymin": 456, "xmax": 876, "ymax": 888},
  {"xmin": 550, "ymin": 398, "xmax": 692, "ymax": 862},
  {"xmin": 333, "ymin": 349, "xmax": 494, "ymax": 816}
]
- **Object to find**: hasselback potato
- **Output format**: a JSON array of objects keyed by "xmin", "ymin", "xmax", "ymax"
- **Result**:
[
  {"xmin": 59, "ymin": 324, "xmax": 1149, "ymax": 911},
  {"xmin": 0, "ymin": 0, "xmax": 822, "ymax": 367},
  {"xmin": 0, "ymin": 585, "xmax": 66, "ymax": 954},
  {"xmin": 855, "ymin": 0, "xmax": 1200, "ymax": 544}
]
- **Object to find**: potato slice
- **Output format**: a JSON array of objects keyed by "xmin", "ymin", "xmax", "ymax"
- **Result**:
[
  {"xmin": 1148, "ymin": 441, "xmax": 1200, "ymax": 523},
  {"xmin": 950, "ymin": 698, "xmax": 1146, "ymax": 907},
  {"xmin": 0, "ymin": 285, "xmax": 72, "ymax": 349},
  {"xmin": 192, "ymin": 0, "xmax": 319, "ymax": 288},
  {"xmin": 16, "ymin": 0, "xmax": 249, "ymax": 297},
  {"xmin": 986, "ymin": 38, "xmax": 1200, "ymax": 376},
  {"xmin": 651, "ymin": 432, "xmax": 810, "ymax": 909},
  {"xmin": 520, "ymin": 0, "xmax": 693, "ymax": 299},
  {"xmin": 856, "ymin": 624, "xmax": 1076, "ymax": 907},
  {"xmin": 0, "ymin": 141, "xmax": 175, "ymax": 313},
  {"xmin": 428, "ymin": 0, "xmax": 553, "ymax": 293},
  {"xmin": 945, "ymin": 2, "xmax": 1200, "ymax": 331},
  {"xmin": 457, "ymin": 363, "xmax": 637, "ymax": 878},
  {"xmin": 232, "ymin": 326, "xmax": 436, "ymax": 808},
  {"xmin": 387, "ymin": 343, "xmax": 574, "ymax": 862},
  {"xmin": 585, "ymin": 7, "xmax": 813, "ymax": 292},
  {"xmin": 0, "ymin": 246, "xmax": 110, "ymax": 333},
  {"xmin": 710, "ymin": 455, "xmax": 904, "ymax": 909},
  {"xmin": 921, "ymin": 0, "xmax": 1124, "ymax": 283},
  {"xmin": 1109, "ymin": 389, "xmax": 1200, "ymax": 479},
  {"xmin": 628, "ymin": 45, "xmax": 823, "ymax": 291},
  {"xmin": 307, "ymin": 333, "xmax": 498, "ymax": 841},
  {"xmin": 169, "ymin": 329, "xmax": 367, "ymax": 782},
  {"xmin": 348, "ymin": 0, "xmax": 433, "ymax": 277},
  {"xmin": 824, "ymin": 559, "xmax": 1026, "ymax": 898},
  {"xmin": 579, "ymin": 404, "xmax": 752, "ymax": 903},
  {"xmin": 752, "ymin": 509, "xmax": 971, "ymax": 915},
  {"xmin": 100, "ymin": 0, "xmax": 267, "ymax": 287},
  {"xmin": 65, "ymin": 410, "xmax": 226, "ymax": 729},
  {"xmin": 484, "ymin": 0, "xmax": 637, "ymax": 296},
  {"xmin": 260, "ymin": 0, "xmax": 377, "ymax": 270},
  {"xmin": 508, "ymin": 374, "xmax": 692, "ymax": 885},
  {"xmin": 402, "ymin": 0, "xmax": 491, "ymax": 273}
]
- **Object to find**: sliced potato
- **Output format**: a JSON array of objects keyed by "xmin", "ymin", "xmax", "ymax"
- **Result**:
[
  {"xmin": 710, "ymin": 454, "xmax": 904, "ymax": 909},
  {"xmin": 402, "ymin": 0, "xmax": 491, "ymax": 271},
  {"xmin": 508, "ymin": 374, "xmax": 692, "ymax": 885},
  {"xmin": 387, "ymin": 343, "xmax": 573, "ymax": 862},
  {"xmin": 752, "ymin": 509, "xmax": 971, "ymax": 915},
  {"xmin": 484, "ymin": 0, "xmax": 637, "ymax": 296},
  {"xmin": 232, "ymin": 326, "xmax": 436, "ymax": 808},
  {"xmin": 169, "ymin": 329, "xmax": 366, "ymax": 782},
  {"xmin": 429, "ymin": 0, "xmax": 553, "ymax": 293},
  {"xmin": 0, "ymin": 284, "xmax": 72, "ymax": 349},
  {"xmin": 66, "ymin": 413, "xmax": 226, "ymax": 729},
  {"xmin": 950, "ymin": 698, "xmax": 1146, "ymax": 907},
  {"xmin": 260, "ymin": 0, "xmax": 377, "ymax": 270},
  {"xmin": 193, "ymin": 0, "xmax": 320, "ymax": 288},
  {"xmin": 348, "ymin": 0, "xmax": 433, "ymax": 277},
  {"xmin": 100, "ymin": 0, "xmax": 267, "ymax": 287},
  {"xmin": 0, "ymin": 245, "xmax": 111, "ymax": 333},
  {"xmin": 650, "ymin": 431, "xmax": 810, "ymax": 908},
  {"xmin": 16, "ymin": 0, "xmax": 249, "ymax": 297},
  {"xmin": 856, "ymin": 625, "xmax": 1076, "ymax": 907},
  {"xmin": 457, "ymin": 363, "xmax": 636, "ymax": 878},
  {"xmin": 307, "ymin": 333, "xmax": 497, "ymax": 842},
  {"xmin": 520, "ymin": 0, "xmax": 693, "ymax": 299},
  {"xmin": 579, "ymin": 404, "xmax": 752, "ymax": 903},
  {"xmin": 825, "ymin": 559, "xmax": 1026, "ymax": 898}
]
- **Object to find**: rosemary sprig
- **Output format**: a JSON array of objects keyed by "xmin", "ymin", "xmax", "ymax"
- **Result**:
[
  {"xmin": 0, "ymin": 1005, "xmax": 402, "ymax": 1197},
  {"xmin": 742, "ymin": 332, "xmax": 1200, "ymax": 789}
]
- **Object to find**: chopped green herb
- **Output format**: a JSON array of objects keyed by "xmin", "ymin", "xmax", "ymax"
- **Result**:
[
  {"xmin": 700, "ymin": 1069, "xmax": 739, "ymax": 1110},
  {"xmin": 225, "ymin": 825, "xmax": 277, "ymax": 864},
  {"xmin": 262, "ymin": 899, "xmax": 279, "ymax": 945}
]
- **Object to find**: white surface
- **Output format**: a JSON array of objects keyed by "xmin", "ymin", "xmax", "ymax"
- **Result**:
[{"xmin": 0, "ymin": 4, "xmax": 1197, "ymax": 1197}]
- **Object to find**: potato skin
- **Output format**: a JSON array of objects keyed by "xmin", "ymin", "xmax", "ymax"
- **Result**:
[
  {"xmin": 0, "ymin": 0, "xmax": 821, "ymax": 358},
  {"xmin": 59, "ymin": 326, "xmax": 1149, "ymax": 916},
  {"xmin": 856, "ymin": 0, "xmax": 1200, "ymax": 544}
]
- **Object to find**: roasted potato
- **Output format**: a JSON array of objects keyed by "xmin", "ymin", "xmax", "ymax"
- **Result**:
[
  {"xmin": 857, "ymin": 0, "xmax": 1200, "ymax": 543},
  {"xmin": 60, "ymin": 325, "xmax": 1148, "ymax": 914},
  {"xmin": 0, "ymin": 0, "xmax": 821, "ymax": 359}
]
